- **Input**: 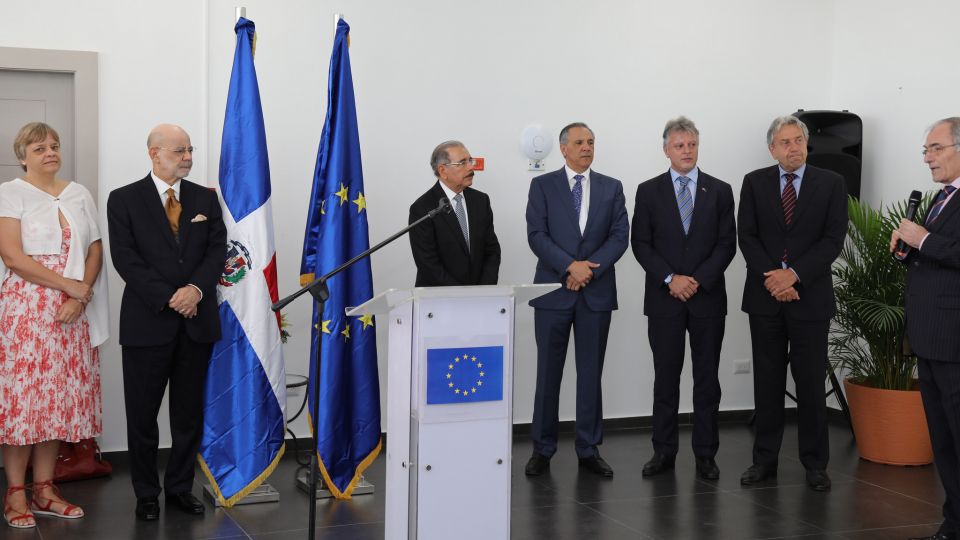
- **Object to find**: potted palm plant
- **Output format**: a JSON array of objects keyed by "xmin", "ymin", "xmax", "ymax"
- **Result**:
[{"xmin": 830, "ymin": 194, "xmax": 933, "ymax": 465}]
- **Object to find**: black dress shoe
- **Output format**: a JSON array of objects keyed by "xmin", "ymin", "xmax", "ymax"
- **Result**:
[
  {"xmin": 695, "ymin": 457, "xmax": 720, "ymax": 480},
  {"xmin": 135, "ymin": 496, "xmax": 160, "ymax": 521},
  {"xmin": 740, "ymin": 463, "xmax": 777, "ymax": 485},
  {"xmin": 641, "ymin": 453, "xmax": 675, "ymax": 477},
  {"xmin": 805, "ymin": 469, "xmax": 831, "ymax": 491},
  {"xmin": 907, "ymin": 532, "xmax": 957, "ymax": 540},
  {"xmin": 579, "ymin": 455, "xmax": 614, "ymax": 477},
  {"xmin": 165, "ymin": 491, "xmax": 205, "ymax": 515},
  {"xmin": 524, "ymin": 453, "xmax": 550, "ymax": 476}
]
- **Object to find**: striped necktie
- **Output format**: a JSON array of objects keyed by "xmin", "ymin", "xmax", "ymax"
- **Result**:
[
  {"xmin": 781, "ymin": 173, "xmax": 797, "ymax": 264},
  {"xmin": 676, "ymin": 176, "xmax": 693, "ymax": 234},
  {"xmin": 926, "ymin": 185, "xmax": 957, "ymax": 225}
]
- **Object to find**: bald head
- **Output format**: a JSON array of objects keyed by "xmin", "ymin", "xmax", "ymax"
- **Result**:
[{"xmin": 148, "ymin": 124, "xmax": 193, "ymax": 184}]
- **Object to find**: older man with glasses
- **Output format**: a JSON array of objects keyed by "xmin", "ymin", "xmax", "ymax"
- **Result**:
[
  {"xmin": 107, "ymin": 124, "xmax": 226, "ymax": 521},
  {"xmin": 408, "ymin": 140, "xmax": 501, "ymax": 287},
  {"xmin": 893, "ymin": 117, "xmax": 960, "ymax": 540}
]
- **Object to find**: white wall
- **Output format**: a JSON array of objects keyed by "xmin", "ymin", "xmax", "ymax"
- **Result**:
[{"xmin": 1, "ymin": 0, "xmax": 952, "ymax": 453}]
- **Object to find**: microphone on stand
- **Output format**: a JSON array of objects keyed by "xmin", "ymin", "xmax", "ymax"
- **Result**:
[{"xmin": 893, "ymin": 190, "xmax": 923, "ymax": 261}]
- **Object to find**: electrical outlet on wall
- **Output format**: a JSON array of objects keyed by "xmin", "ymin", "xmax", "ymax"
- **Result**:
[{"xmin": 734, "ymin": 359, "xmax": 751, "ymax": 374}]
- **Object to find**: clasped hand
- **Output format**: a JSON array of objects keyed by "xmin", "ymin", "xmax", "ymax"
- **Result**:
[
  {"xmin": 763, "ymin": 268, "xmax": 799, "ymax": 302},
  {"xmin": 668, "ymin": 275, "xmax": 698, "ymax": 302},
  {"xmin": 169, "ymin": 286, "xmax": 200, "ymax": 318},
  {"xmin": 565, "ymin": 260, "xmax": 600, "ymax": 291}
]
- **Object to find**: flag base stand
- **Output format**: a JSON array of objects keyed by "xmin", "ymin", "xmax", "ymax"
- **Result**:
[
  {"xmin": 295, "ymin": 471, "xmax": 374, "ymax": 498},
  {"xmin": 202, "ymin": 483, "xmax": 280, "ymax": 507}
]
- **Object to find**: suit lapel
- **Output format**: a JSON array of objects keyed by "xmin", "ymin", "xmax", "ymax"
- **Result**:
[
  {"xmin": 554, "ymin": 170, "xmax": 582, "ymax": 239},
  {"xmin": 435, "ymin": 183, "xmax": 469, "ymax": 254},
  {"xmin": 764, "ymin": 167, "xmax": 787, "ymax": 230},
  {"xmin": 137, "ymin": 176, "xmax": 178, "ymax": 250},
  {"xmin": 687, "ymin": 173, "xmax": 712, "ymax": 236},
  {"xmin": 929, "ymin": 190, "xmax": 960, "ymax": 232},
  {"xmin": 658, "ymin": 173, "xmax": 687, "ymax": 237},
  {"xmin": 465, "ymin": 188, "xmax": 483, "ymax": 259},
  {"xmin": 177, "ymin": 182, "xmax": 196, "ymax": 251}
]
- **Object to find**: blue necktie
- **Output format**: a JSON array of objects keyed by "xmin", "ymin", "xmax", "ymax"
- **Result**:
[
  {"xmin": 676, "ymin": 176, "xmax": 693, "ymax": 234},
  {"xmin": 926, "ymin": 185, "xmax": 957, "ymax": 225},
  {"xmin": 572, "ymin": 175, "xmax": 584, "ymax": 217}
]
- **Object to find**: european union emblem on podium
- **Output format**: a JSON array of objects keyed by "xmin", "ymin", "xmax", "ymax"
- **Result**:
[{"xmin": 426, "ymin": 346, "xmax": 504, "ymax": 405}]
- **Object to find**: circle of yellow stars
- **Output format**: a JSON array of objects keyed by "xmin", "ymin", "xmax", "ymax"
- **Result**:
[
  {"xmin": 446, "ymin": 353, "xmax": 485, "ymax": 399},
  {"xmin": 322, "ymin": 182, "xmax": 365, "ymax": 215},
  {"xmin": 315, "ymin": 313, "xmax": 375, "ymax": 342}
]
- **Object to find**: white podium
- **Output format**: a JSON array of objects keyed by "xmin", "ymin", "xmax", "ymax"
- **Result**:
[{"xmin": 348, "ymin": 284, "xmax": 557, "ymax": 540}]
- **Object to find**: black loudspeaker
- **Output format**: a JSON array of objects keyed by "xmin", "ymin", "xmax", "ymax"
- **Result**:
[{"xmin": 794, "ymin": 109, "xmax": 862, "ymax": 199}]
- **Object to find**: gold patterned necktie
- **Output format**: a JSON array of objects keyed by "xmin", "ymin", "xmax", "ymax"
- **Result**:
[{"xmin": 165, "ymin": 188, "xmax": 181, "ymax": 235}]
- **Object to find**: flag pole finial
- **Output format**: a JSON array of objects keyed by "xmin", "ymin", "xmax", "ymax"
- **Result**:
[{"xmin": 236, "ymin": 6, "xmax": 245, "ymax": 22}]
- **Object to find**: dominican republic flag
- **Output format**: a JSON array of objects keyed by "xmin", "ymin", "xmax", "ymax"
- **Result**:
[
  {"xmin": 299, "ymin": 18, "xmax": 381, "ymax": 500},
  {"xmin": 198, "ymin": 16, "xmax": 286, "ymax": 508}
]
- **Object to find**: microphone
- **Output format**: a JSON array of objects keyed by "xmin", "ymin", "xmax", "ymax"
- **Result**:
[
  {"xmin": 427, "ymin": 197, "xmax": 451, "ymax": 218},
  {"xmin": 893, "ymin": 190, "xmax": 923, "ymax": 261}
]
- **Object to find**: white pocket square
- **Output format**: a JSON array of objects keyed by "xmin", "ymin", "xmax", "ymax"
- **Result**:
[{"xmin": 190, "ymin": 214, "xmax": 208, "ymax": 223}]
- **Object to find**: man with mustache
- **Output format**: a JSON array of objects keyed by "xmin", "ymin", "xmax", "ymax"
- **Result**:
[
  {"xmin": 524, "ymin": 122, "xmax": 629, "ymax": 477},
  {"xmin": 408, "ymin": 140, "xmax": 500, "ymax": 287},
  {"xmin": 737, "ymin": 115, "xmax": 847, "ymax": 492}
]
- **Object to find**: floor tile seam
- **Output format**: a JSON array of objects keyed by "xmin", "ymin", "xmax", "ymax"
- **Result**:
[
  {"xmin": 575, "ymin": 500, "xmax": 657, "ymax": 540},
  {"xmin": 848, "ymin": 478, "xmax": 945, "ymax": 509},
  {"xmin": 216, "ymin": 506, "xmax": 255, "ymax": 539},
  {"xmin": 724, "ymin": 488, "xmax": 830, "ymax": 535},
  {"xmin": 827, "ymin": 521, "xmax": 944, "ymax": 535}
]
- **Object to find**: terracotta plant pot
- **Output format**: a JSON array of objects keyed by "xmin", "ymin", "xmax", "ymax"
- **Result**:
[{"xmin": 843, "ymin": 378, "xmax": 933, "ymax": 466}]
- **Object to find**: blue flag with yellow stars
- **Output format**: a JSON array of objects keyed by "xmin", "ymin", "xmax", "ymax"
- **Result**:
[
  {"xmin": 427, "ymin": 346, "xmax": 504, "ymax": 404},
  {"xmin": 298, "ymin": 18, "xmax": 380, "ymax": 500}
]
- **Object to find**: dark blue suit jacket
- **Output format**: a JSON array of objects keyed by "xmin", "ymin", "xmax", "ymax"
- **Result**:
[
  {"xmin": 526, "ymin": 167, "xmax": 629, "ymax": 311},
  {"xmin": 905, "ymin": 187, "xmax": 960, "ymax": 363},
  {"xmin": 631, "ymin": 170, "xmax": 737, "ymax": 318}
]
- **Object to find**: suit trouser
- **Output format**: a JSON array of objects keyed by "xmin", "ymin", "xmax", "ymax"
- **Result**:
[
  {"xmin": 748, "ymin": 314, "xmax": 829, "ymax": 470},
  {"xmin": 648, "ymin": 311, "xmax": 724, "ymax": 458},
  {"xmin": 531, "ymin": 296, "xmax": 612, "ymax": 459},
  {"xmin": 122, "ymin": 328, "xmax": 211, "ymax": 499},
  {"xmin": 918, "ymin": 357, "xmax": 960, "ymax": 533}
]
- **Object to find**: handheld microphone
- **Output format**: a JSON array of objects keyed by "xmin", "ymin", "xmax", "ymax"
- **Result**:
[{"xmin": 893, "ymin": 190, "xmax": 923, "ymax": 261}]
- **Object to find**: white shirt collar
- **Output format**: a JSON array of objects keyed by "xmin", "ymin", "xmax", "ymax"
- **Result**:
[
  {"xmin": 437, "ymin": 180, "xmax": 464, "ymax": 203},
  {"xmin": 565, "ymin": 165, "xmax": 591, "ymax": 186},
  {"xmin": 151, "ymin": 172, "xmax": 181, "ymax": 199}
]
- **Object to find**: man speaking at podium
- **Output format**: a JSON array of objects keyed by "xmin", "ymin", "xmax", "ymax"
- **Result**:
[
  {"xmin": 892, "ymin": 117, "xmax": 960, "ymax": 540},
  {"xmin": 408, "ymin": 140, "xmax": 501, "ymax": 287}
]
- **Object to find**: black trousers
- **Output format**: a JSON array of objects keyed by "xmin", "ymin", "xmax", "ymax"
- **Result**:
[
  {"xmin": 122, "ymin": 329, "xmax": 211, "ymax": 499},
  {"xmin": 918, "ymin": 357, "xmax": 960, "ymax": 533},
  {"xmin": 531, "ymin": 296, "xmax": 612, "ymax": 459},
  {"xmin": 648, "ymin": 311, "xmax": 724, "ymax": 458},
  {"xmin": 748, "ymin": 313, "xmax": 829, "ymax": 470}
]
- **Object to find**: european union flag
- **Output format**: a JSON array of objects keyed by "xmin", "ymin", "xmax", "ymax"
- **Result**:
[
  {"xmin": 298, "ymin": 18, "xmax": 380, "ymax": 500},
  {"xmin": 427, "ymin": 346, "xmax": 504, "ymax": 405}
]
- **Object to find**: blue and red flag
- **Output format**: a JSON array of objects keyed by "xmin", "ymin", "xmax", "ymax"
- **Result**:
[
  {"xmin": 199, "ymin": 16, "xmax": 286, "ymax": 507},
  {"xmin": 299, "ymin": 18, "xmax": 381, "ymax": 499}
]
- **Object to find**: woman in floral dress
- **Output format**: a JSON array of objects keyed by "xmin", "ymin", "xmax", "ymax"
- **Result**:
[{"xmin": 0, "ymin": 122, "xmax": 108, "ymax": 528}]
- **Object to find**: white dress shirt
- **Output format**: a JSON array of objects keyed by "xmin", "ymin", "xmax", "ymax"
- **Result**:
[{"xmin": 565, "ymin": 165, "xmax": 590, "ymax": 234}]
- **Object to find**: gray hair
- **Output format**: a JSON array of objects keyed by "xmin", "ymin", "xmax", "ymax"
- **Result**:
[
  {"xmin": 559, "ymin": 122, "xmax": 594, "ymax": 145},
  {"xmin": 430, "ymin": 140, "xmax": 465, "ymax": 177},
  {"xmin": 766, "ymin": 115, "xmax": 810, "ymax": 146},
  {"xmin": 662, "ymin": 116, "xmax": 699, "ymax": 147},
  {"xmin": 930, "ymin": 117, "xmax": 960, "ymax": 146}
]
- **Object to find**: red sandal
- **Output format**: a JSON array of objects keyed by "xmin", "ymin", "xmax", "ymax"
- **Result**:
[
  {"xmin": 3, "ymin": 485, "xmax": 35, "ymax": 529},
  {"xmin": 30, "ymin": 480, "xmax": 83, "ymax": 519}
]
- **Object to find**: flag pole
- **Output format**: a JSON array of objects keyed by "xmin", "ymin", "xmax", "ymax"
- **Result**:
[{"xmin": 236, "ymin": 6, "xmax": 245, "ymax": 21}]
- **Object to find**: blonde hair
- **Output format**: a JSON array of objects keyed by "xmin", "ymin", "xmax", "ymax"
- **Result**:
[{"xmin": 13, "ymin": 122, "xmax": 60, "ymax": 172}]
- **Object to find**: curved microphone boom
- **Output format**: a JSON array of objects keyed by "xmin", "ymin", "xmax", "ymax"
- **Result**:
[{"xmin": 893, "ymin": 190, "xmax": 923, "ymax": 261}]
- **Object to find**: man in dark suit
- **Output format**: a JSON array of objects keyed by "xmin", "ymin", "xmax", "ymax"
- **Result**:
[
  {"xmin": 408, "ymin": 140, "xmax": 500, "ymax": 286},
  {"xmin": 107, "ymin": 124, "xmax": 226, "ymax": 521},
  {"xmin": 632, "ymin": 117, "xmax": 736, "ymax": 480},
  {"xmin": 737, "ymin": 115, "xmax": 847, "ymax": 492},
  {"xmin": 524, "ymin": 122, "xmax": 629, "ymax": 477},
  {"xmin": 892, "ymin": 117, "xmax": 960, "ymax": 540}
]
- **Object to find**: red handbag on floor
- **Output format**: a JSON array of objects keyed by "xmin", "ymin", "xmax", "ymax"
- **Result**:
[{"xmin": 54, "ymin": 438, "xmax": 112, "ymax": 482}]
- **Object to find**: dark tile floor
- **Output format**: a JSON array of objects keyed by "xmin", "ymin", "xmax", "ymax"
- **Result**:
[{"xmin": 1, "ymin": 417, "xmax": 947, "ymax": 539}]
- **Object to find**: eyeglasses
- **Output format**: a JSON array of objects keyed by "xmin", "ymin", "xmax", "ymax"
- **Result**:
[
  {"xmin": 922, "ymin": 143, "xmax": 959, "ymax": 156},
  {"xmin": 445, "ymin": 158, "xmax": 477, "ymax": 168},
  {"xmin": 155, "ymin": 146, "xmax": 196, "ymax": 157}
]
